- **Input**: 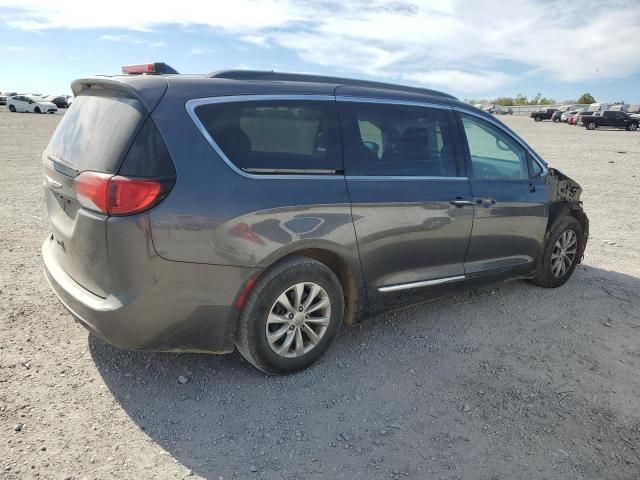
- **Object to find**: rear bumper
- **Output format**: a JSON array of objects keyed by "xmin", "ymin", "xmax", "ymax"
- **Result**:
[{"xmin": 43, "ymin": 235, "xmax": 258, "ymax": 353}]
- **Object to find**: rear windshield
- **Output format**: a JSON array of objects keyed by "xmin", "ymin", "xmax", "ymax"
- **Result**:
[{"xmin": 47, "ymin": 92, "xmax": 145, "ymax": 173}]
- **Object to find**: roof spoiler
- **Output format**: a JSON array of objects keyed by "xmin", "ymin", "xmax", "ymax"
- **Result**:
[{"xmin": 70, "ymin": 76, "xmax": 168, "ymax": 112}]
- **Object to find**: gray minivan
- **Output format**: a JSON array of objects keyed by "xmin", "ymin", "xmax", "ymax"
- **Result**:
[{"xmin": 42, "ymin": 64, "xmax": 589, "ymax": 373}]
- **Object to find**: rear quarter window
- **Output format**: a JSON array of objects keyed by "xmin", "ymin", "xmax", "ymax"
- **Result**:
[{"xmin": 194, "ymin": 100, "xmax": 342, "ymax": 173}]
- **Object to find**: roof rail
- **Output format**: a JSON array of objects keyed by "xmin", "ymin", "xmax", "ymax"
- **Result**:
[{"xmin": 208, "ymin": 69, "xmax": 456, "ymax": 99}]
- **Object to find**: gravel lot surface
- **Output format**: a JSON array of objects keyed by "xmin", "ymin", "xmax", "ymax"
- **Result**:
[{"xmin": 1, "ymin": 110, "xmax": 639, "ymax": 480}]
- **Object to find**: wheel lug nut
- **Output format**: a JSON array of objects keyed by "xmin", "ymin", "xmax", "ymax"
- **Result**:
[
  {"xmin": 298, "ymin": 307, "xmax": 303, "ymax": 312},
  {"xmin": 288, "ymin": 313, "xmax": 294, "ymax": 319},
  {"xmin": 289, "ymin": 325, "xmax": 295, "ymax": 330},
  {"xmin": 305, "ymin": 314, "xmax": 309, "ymax": 319}
]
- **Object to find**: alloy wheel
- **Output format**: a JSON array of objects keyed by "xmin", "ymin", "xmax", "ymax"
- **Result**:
[
  {"xmin": 551, "ymin": 230, "xmax": 577, "ymax": 278},
  {"xmin": 266, "ymin": 282, "xmax": 331, "ymax": 358}
]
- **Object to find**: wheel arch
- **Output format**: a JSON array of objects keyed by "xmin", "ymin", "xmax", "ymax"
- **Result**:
[
  {"xmin": 547, "ymin": 202, "xmax": 589, "ymax": 263},
  {"xmin": 254, "ymin": 243, "xmax": 368, "ymax": 326}
]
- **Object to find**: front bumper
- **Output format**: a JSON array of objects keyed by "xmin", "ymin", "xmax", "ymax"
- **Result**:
[{"xmin": 43, "ymin": 236, "xmax": 257, "ymax": 353}]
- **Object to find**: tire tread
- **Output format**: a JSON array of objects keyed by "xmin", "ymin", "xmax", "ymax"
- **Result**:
[
  {"xmin": 531, "ymin": 215, "xmax": 583, "ymax": 288},
  {"xmin": 235, "ymin": 255, "xmax": 343, "ymax": 374}
]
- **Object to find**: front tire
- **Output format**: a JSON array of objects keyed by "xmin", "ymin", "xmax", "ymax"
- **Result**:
[
  {"xmin": 8, "ymin": 105, "xmax": 16, "ymax": 112},
  {"xmin": 236, "ymin": 256, "xmax": 344, "ymax": 374},
  {"xmin": 531, "ymin": 216, "xmax": 584, "ymax": 288},
  {"xmin": 586, "ymin": 122, "xmax": 596, "ymax": 130},
  {"xmin": 534, "ymin": 116, "xmax": 542, "ymax": 122},
  {"xmin": 34, "ymin": 107, "xmax": 41, "ymax": 114}
]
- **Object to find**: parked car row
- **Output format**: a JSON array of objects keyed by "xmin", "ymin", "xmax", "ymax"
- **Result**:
[
  {"xmin": 566, "ymin": 110, "xmax": 587, "ymax": 125},
  {"xmin": 531, "ymin": 103, "xmax": 640, "ymax": 131},
  {"xmin": 1, "ymin": 92, "xmax": 73, "ymax": 111}
]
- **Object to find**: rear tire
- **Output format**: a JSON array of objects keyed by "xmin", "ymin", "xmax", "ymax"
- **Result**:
[
  {"xmin": 235, "ymin": 256, "xmax": 344, "ymax": 374},
  {"xmin": 630, "ymin": 123, "xmax": 638, "ymax": 131},
  {"xmin": 531, "ymin": 216, "xmax": 584, "ymax": 288},
  {"xmin": 8, "ymin": 105, "xmax": 16, "ymax": 112}
]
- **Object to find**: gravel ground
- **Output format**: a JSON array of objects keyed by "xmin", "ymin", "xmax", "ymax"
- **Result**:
[{"xmin": 1, "ymin": 110, "xmax": 639, "ymax": 480}]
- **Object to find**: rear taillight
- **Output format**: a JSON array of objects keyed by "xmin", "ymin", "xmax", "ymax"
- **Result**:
[
  {"xmin": 75, "ymin": 171, "xmax": 170, "ymax": 216},
  {"xmin": 75, "ymin": 171, "xmax": 111, "ymax": 213},
  {"xmin": 109, "ymin": 176, "xmax": 162, "ymax": 215}
]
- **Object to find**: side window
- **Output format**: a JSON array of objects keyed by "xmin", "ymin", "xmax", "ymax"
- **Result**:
[
  {"xmin": 195, "ymin": 100, "xmax": 341, "ymax": 173},
  {"xmin": 459, "ymin": 114, "xmax": 528, "ymax": 180},
  {"xmin": 339, "ymin": 101, "xmax": 458, "ymax": 177},
  {"xmin": 530, "ymin": 156, "xmax": 544, "ymax": 177}
]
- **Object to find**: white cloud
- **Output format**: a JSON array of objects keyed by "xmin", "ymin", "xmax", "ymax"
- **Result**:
[
  {"xmin": 1, "ymin": 0, "xmax": 639, "ymax": 94},
  {"xmin": 99, "ymin": 34, "xmax": 165, "ymax": 47},
  {"xmin": 404, "ymin": 70, "xmax": 513, "ymax": 93},
  {"xmin": 240, "ymin": 35, "xmax": 270, "ymax": 47},
  {"xmin": 0, "ymin": 0, "xmax": 303, "ymax": 31},
  {"xmin": 0, "ymin": 45, "xmax": 36, "ymax": 51},
  {"xmin": 188, "ymin": 46, "xmax": 217, "ymax": 56}
]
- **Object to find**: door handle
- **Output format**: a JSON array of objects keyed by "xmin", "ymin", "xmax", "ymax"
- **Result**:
[
  {"xmin": 449, "ymin": 197, "xmax": 475, "ymax": 207},
  {"xmin": 529, "ymin": 182, "xmax": 536, "ymax": 193},
  {"xmin": 475, "ymin": 197, "xmax": 497, "ymax": 206}
]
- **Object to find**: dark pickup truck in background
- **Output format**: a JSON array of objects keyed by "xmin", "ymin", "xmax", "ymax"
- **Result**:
[
  {"xmin": 580, "ymin": 110, "xmax": 639, "ymax": 131},
  {"xmin": 531, "ymin": 108, "xmax": 559, "ymax": 122}
]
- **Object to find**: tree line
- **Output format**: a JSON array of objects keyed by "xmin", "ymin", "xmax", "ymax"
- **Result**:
[{"xmin": 467, "ymin": 92, "xmax": 597, "ymax": 106}]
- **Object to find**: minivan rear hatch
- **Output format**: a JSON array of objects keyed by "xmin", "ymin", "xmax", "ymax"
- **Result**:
[{"xmin": 43, "ymin": 91, "xmax": 147, "ymax": 297}]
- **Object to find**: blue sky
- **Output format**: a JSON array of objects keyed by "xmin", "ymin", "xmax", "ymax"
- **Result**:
[{"xmin": 1, "ymin": 0, "xmax": 639, "ymax": 103}]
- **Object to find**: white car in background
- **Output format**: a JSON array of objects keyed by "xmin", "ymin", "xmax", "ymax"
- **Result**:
[{"xmin": 7, "ymin": 95, "xmax": 57, "ymax": 114}]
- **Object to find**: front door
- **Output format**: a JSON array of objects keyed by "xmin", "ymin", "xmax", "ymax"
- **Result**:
[
  {"xmin": 456, "ymin": 113, "xmax": 548, "ymax": 276},
  {"xmin": 615, "ymin": 111, "xmax": 628, "ymax": 128},
  {"xmin": 15, "ymin": 96, "xmax": 26, "ymax": 112},
  {"xmin": 338, "ymin": 97, "xmax": 474, "ymax": 310}
]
